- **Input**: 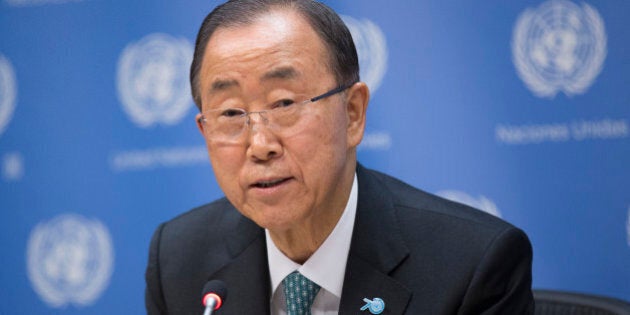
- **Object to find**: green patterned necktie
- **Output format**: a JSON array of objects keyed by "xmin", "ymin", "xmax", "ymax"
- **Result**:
[{"xmin": 282, "ymin": 271, "xmax": 321, "ymax": 315}]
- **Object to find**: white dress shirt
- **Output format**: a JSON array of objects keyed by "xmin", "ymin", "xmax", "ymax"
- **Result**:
[{"xmin": 266, "ymin": 174, "xmax": 358, "ymax": 315}]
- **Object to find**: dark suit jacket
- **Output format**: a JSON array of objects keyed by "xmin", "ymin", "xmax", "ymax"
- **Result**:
[{"xmin": 146, "ymin": 165, "xmax": 534, "ymax": 314}]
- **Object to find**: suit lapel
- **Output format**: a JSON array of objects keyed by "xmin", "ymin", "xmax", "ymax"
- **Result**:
[
  {"xmin": 206, "ymin": 210, "xmax": 271, "ymax": 314},
  {"xmin": 339, "ymin": 165, "xmax": 411, "ymax": 314}
]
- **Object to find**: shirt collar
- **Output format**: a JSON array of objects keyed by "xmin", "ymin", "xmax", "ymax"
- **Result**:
[{"xmin": 266, "ymin": 173, "xmax": 358, "ymax": 298}]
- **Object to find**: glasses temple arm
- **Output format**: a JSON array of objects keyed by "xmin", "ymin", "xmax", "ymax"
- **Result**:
[{"xmin": 309, "ymin": 81, "xmax": 358, "ymax": 102}]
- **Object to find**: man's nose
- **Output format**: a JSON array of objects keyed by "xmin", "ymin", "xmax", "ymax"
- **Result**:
[
  {"xmin": 245, "ymin": 111, "xmax": 269, "ymax": 127},
  {"xmin": 245, "ymin": 116, "xmax": 283, "ymax": 162}
]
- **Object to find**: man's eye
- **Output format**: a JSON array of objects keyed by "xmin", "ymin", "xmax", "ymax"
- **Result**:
[
  {"xmin": 220, "ymin": 109, "xmax": 245, "ymax": 117},
  {"xmin": 272, "ymin": 99, "xmax": 296, "ymax": 108}
]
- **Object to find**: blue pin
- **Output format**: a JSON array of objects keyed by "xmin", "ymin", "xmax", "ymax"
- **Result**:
[{"xmin": 360, "ymin": 297, "xmax": 385, "ymax": 314}]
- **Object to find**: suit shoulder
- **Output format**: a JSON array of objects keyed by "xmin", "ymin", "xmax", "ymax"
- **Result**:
[
  {"xmin": 165, "ymin": 198, "xmax": 232, "ymax": 226},
  {"xmin": 156, "ymin": 198, "xmax": 236, "ymax": 242},
  {"xmin": 365, "ymin": 167, "xmax": 515, "ymax": 233}
]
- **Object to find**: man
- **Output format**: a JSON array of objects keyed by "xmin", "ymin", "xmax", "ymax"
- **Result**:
[{"xmin": 145, "ymin": 0, "xmax": 534, "ymax": 314}]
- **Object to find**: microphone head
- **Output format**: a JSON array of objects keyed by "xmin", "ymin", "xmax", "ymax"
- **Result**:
[{"xmin": 202, "ymin": 280, "xmax": 227, "ymax": 310}]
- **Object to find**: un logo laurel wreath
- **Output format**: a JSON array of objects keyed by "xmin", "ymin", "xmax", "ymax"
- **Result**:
[
  {"xmin": 117, "ymin": 33, "xmax": 194, "ymax": 128},
  {"xmin": 0, "ymin": 54, "xmax": 17, "ymax": 137},
  {"xmin": 26, "ymin": 214, "xmax": 114, "ymax": 308},
  {"xmin": 342, "ymin": 15, "xmax": 388, "ymax": 95},
  {"xmin": 512, "ymin": 0, "xmax": 606, "ymax": 98}
]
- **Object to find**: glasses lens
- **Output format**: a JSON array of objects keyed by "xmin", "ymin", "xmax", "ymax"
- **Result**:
[
  {"xmin": 203, "ymin": 108, "xmax": 247, "ymax": 141},
  {"xmin": 268, "ymin": 102, "xmax": 304, "ymax": 128}
]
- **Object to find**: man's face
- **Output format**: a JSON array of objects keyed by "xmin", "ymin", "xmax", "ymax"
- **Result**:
[{"xmin": 195, "ymin": 9, "xmax": 367, "ymax": 232}]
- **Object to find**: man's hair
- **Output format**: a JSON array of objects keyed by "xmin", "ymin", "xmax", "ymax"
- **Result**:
[{"xmin": 190, "ymin": 0, "xmax": 360, "ymax": 110}]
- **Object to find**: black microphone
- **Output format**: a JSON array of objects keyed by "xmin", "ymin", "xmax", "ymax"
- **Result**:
[{"xmin": 202, "ymin": 280, "xmax": 227, "ymax": 315}]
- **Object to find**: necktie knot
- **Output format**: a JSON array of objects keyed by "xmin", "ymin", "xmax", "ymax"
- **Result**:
[{"xmin": 282, "ymin": 271, "xmax": 320, "ymax": 315}]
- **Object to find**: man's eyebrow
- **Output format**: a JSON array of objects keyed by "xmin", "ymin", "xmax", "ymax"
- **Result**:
[
  {"xmin": 210, "ymin": 79, "xmax": 239, "ymax": 91},
  {"xmin": 260, "ymin": 67, "xmax": 299, "ymax": 81}
]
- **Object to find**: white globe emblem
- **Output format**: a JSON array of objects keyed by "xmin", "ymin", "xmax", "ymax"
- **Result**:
[
  {"xmin": 342, "ymin": 16, "xmax": 388, "ymax": 94},
  {"xmin": 117, "ymin": 33, "xmax": 194, "ymax": 128},
  {"xmin": 2, "ymin": 151, "xmax": 24, "ymax": 181},
  {"xmin": 27, "ymin": 214, "xmax": 114, "ymax": 308},
  {"xmin": 0, "ymin": 54, "xmax": 17, "ymax": 137},
  {"xmin": 512, "ymin": 0, "xmax": 606, "ymax": 98},
  {"xmin": 437, "ymin": 190, "xmax": 502, "ymax": 218}
]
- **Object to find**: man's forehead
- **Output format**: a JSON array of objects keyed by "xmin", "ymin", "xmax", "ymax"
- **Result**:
[
  {"xmin": 211, "ymin": 8, "xmax": 309, "ymax": 41},
  {"xmin": 209, "ymin": 66, "xmax": 302, "ymax": 93},
  {"xmin": 200, "ymin": 8, "xmax": 332, "ymax": 95}
]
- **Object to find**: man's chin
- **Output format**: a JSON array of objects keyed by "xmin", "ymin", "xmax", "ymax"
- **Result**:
[{"xmin": 238, "ymin": 206, "xmax": 303, "ymax": 231}]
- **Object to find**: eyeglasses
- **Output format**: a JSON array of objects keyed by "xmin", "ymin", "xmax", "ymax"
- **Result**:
[{"xmin": 198, "ymin": 81, "xmax": 356, "ymax": 143}]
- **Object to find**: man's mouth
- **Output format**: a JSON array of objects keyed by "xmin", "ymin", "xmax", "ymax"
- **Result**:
[{"xmin": 252, "ymin": 178, "xmax": 291, "ymax": 188}]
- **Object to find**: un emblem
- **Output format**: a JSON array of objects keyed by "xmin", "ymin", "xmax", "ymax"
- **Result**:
[
  {"xmin": 342, "ymin": 16, "xmax": 388, "ymax": 94},
  {"xmin": 0, "ymin": 54, "xmax": 17, "ymax": 137},
  {"xmin": 437, "ymin": 190, "xmax": 502, "ymax": 218},
  {"xmin": 117, "ymin": 33, "xmax": 194, "ymax": 128},
  {"xmin": 26, "ymin": 214, "xmax": 114, "ymax": 308},
  {"xmin": 512, "ymin": 0, "xmax": 606, "ymax": 98}
]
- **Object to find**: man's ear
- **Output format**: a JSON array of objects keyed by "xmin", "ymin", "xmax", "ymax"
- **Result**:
[
  {"xmin": 195, "ymin": 113, "xmax": 205, "ymax": 135},
  {"xmin": 345, "ymin": 82, "xmax": 370, "ymax": 148}
]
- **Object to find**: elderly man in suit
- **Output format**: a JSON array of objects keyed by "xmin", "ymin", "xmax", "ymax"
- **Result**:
[{"xmin": 145, "ymin": 0, "xmax": 534, "ymax": 314}]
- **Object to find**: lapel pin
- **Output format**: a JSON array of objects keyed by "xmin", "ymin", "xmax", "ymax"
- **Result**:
[{"xmin": 360, "ymin": 297, "xmax": 385, "ymax": 314}]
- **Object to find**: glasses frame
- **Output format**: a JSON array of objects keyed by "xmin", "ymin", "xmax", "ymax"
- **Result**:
[{"xmin": 198, "ymin": 81, "xmax": 358, "ymax": 140}]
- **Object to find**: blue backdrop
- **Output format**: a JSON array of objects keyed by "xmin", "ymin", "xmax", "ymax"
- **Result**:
[{"xmin": 1, "ymin": 0, "xmax": 628, "ymax": 313}]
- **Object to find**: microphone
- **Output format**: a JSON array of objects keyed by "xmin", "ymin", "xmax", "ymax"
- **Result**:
[{"xmin": 202, "ymin": 280, "xmax": 227, "ymax": 315}]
